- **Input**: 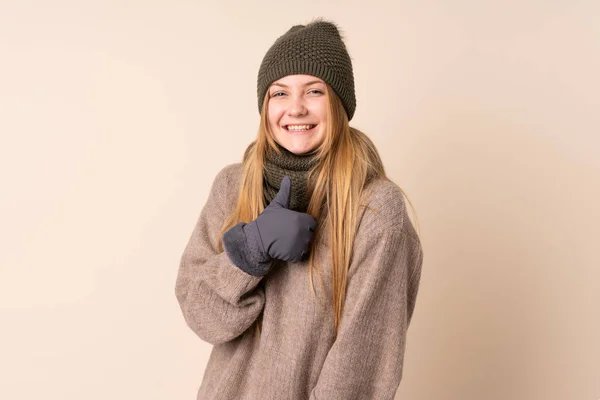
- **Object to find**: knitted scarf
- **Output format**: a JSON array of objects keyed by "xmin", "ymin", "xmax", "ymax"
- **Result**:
[{"xmin": 263, "ymin": 142, "xmax": 319, "ymax": 212}]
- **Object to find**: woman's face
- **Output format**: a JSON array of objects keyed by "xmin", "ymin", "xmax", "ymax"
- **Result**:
[{"xmin": 267, "ymin": 74, "xmax": 328, "ymax": 155}]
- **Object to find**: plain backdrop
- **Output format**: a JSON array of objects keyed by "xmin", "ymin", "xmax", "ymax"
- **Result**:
[{"xmin": 1, "ymin": 1, "xmax": 598, "ymax": 399}]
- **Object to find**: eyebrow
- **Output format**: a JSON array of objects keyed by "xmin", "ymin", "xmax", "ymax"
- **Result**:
[{"xmin": 270, "ymin": 80, "xmax": 325, "ymax": 88}]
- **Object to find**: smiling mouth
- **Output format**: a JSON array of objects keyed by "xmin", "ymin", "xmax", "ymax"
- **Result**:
[{"xmin": 284, "ymin": 124, "xmax": 317, "ymax": 132}]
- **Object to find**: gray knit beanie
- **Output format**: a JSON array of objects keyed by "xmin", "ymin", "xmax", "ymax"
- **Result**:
[{"xmin": 257, "ymin": 19, "xmax": 356, "ymax": 121}]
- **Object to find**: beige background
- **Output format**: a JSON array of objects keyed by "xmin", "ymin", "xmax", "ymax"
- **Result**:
[{"xmin": 1, "ymin": 1, "xmax": 598, "ymax": 399}]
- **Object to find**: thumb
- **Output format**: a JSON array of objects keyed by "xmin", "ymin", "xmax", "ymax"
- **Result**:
[{"xmin": 272, "ymin": 176, "xmax": 291, "ymax": 209}]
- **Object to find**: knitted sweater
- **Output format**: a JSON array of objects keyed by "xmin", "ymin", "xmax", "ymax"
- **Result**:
[{"xmin": 175, "ymin": 163, "xmax": 424, "ymax": 400}]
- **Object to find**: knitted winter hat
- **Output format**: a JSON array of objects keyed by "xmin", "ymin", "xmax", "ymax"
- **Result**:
[{"xmin": 257, "ymin": 19, "xmax": 356, "ymax": 121}]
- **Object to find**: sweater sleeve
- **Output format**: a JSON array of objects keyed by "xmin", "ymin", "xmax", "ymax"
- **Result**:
[
  {"xmin": 309, "ymin": 224, "xmax": 423, "ymax": 400},
  {"xmin": 175, "ymin": 166, "xmax": 266, "ymax": 345}
]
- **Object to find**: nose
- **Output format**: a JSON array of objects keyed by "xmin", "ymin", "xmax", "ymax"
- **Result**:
[{"xmin": 287, "ymin": 95, "xmax": 308, "ymax": 117}]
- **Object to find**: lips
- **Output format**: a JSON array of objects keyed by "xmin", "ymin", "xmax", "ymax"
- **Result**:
[{"xmin": 283, "ymin": 124, "xmax": 317, "ymax": 132}]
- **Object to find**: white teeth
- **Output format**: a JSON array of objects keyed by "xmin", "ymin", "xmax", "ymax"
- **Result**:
[{"xmin": 286, "ymin": 124, "xmax": 315, "ymax": 131}]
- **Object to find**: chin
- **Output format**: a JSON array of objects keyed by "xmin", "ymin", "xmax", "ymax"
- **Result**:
[{"xmin": 283, "ymin": 142, "xmax": 317, "ymax": 155}]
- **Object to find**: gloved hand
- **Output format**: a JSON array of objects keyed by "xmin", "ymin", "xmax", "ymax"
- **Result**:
[{"xmin": 222, "ymin": 176, "xmax": 317, "ymax": 276}]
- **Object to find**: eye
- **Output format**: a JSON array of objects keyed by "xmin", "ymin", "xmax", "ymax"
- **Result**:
[
  {"xmin": 309, "ymin": 89, "xmax": 324, "ymax": 95},
  {"xmin": 271, "ymin": 92, "xmax": 285, "ymax": 97}
]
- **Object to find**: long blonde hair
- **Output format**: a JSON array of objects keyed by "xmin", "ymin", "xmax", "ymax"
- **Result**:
[{"xmin": 217, "ymin": 83, "xmax": 417, "ymax": 338}]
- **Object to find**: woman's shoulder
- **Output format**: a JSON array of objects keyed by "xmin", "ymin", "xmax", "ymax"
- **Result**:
[
  {"xmin": 214, "ymin": 162, "xmax": 243, "ymax": 185},
  {"xmin": 358, "ymin": 176, "xmax": 419, "ymax": 240},
  {"xmin": 209, "ymin": 162, "xmax": 244, "ymax": 206}
]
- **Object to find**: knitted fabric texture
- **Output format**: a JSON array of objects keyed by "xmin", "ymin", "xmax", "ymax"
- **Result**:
[
  {"xmin": 263, "ymin": 141, "xmax": 318, "ymax": 212},
  {"xmin": 257, "ymin": 19, "xmax": 356, "ymax": 120},
  {"xmin": 175, "ymin": 163, "xmax": 424, "ymax": 399}
]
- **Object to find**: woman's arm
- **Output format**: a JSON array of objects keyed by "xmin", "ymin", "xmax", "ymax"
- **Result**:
[
  {"xmin": 175, "ymin": 165, "xmax": 266, "ymax": 345},
  {"xmin": 309, "ymin": 223, "xmax": 424, "ymax": 400}
]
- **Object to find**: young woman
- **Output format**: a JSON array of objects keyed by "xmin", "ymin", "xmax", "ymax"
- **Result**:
[{"xmin": 175, "ymin": 19, "xmax": 424, "ymax": 400}]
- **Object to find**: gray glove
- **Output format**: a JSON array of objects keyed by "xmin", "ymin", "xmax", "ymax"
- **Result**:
[{"xmin": 222, "ymin": 176, "xmax": 317, "ymax": 276}]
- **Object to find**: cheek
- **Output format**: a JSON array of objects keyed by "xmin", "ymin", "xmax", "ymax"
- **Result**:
[
  {"xmin": 267, "ymin": 103, "xmax": 283, "ymax": 121},
  {"xmin": 268, "ymin": 114, "xmax": 284, "ymax": 134},
  {"xmin": 311, "ymin": 100, "xmax": 328, "ymax": 122},
  {"xmin": 316, "ymin": 109, "xmax": 327, "ymax": 128}
]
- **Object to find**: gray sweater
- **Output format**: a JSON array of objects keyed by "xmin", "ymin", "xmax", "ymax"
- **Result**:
[{"xmin": 175, "ymin": 163, "xmax": 424, "ymax": 400}]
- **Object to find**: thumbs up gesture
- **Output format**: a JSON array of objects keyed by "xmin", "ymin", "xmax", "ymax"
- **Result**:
[{"xmin": 248, "ymin": 176, "xmax": 317, "ymax": 262}]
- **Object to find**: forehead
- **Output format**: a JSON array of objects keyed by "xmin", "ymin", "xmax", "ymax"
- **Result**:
[{"xmin": 271, "ymin": 74, "xmax": 325, "ymax": 87}]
